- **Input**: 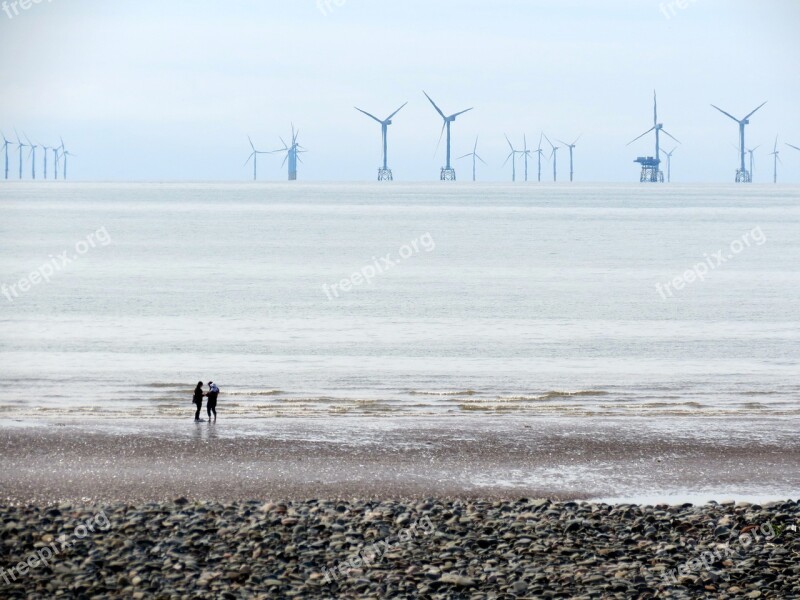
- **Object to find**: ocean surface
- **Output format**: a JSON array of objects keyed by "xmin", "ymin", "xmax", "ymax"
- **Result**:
[{"xmin": 1, "ymin": 182, "xmax": 798, "ymax": 421}]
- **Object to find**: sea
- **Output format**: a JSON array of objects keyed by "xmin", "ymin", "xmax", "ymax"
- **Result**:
[{"xmin": 1, "ymin": 182, "xmax": 798, "ymax": 422}]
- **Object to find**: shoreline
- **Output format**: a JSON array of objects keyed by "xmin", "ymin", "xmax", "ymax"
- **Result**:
[{"xmin": 2, "ymin": 416, "xmax": 797, "ymax": 505}]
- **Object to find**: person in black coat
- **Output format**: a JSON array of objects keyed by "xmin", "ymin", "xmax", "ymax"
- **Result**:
[{"xmin": 192, "ymin": 381, "xmax": 204, "ymax": 421}]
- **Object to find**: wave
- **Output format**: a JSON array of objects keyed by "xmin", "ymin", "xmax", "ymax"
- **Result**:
[
  {"xmin": 409, "ymin": 390, "xmax": 478, "ymax": 397},
  {"xmin": 224, "ymin": 390, "xmax": 284, "ymax": 397}
]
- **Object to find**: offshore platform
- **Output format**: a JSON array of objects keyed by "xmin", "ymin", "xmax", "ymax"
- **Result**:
[{"xmin": 628, "ymin": 91, "xmax": 679, "ymax": 183}]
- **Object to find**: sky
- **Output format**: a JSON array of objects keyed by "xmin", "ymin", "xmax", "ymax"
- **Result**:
[{"xmin": 1, "ymin": 0, "xmax": 799, "ymax": 182}]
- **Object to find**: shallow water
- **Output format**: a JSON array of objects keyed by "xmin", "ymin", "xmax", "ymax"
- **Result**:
[{"xmin": 1, "ymin": 182, "xmax": 798, "ymax": 420}]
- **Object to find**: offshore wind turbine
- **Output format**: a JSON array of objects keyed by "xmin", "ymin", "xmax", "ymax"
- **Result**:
[
  {"xmin": 746, "ymin": 146, "xmax": 760, "ymax": 181},
  {"xmin": 1, "ymin": 131, "xmax": 11, "ymax": 180},
  {"xmin": 711, "ymin": 101, "xmax": 767, "ymax": 183},
  {"xmin": 15, "ymin": 131, "xmax": 27, "ymax": 180},
  {"xmin": 628, "ymin": 91, "xmax": 680, "ymax": 183},
  {"xmin": 244, "ymin": 137, "xmax": 269, "ymax": 181},
  {"xmin": 457, "ymin": 136, "xmax": 486, "ymax": 182},
  {"xmin": 543, "ymin": 134, "xmax": 559, "ymax": 182},
  {"xmin": 53, "ymin": 146, "xmax": 60, "ymax": 180},
  {"xmin": 423, "ymin": 91, "xmax": 473, "ymax": 181},
  {"xmin": 26, "ymin": 135, "xmax": 37, "ymax": 180},
  {"xmin": 520, "ymin": 135, "xmax": 533, "ymax": 182},
  {"xmin": 660, "ymin": 146, "xmax": 677, "ymax": 183},
  {"xmin": 503, "ymin": 135, "xmax": 521, "ymax": 182},
  {"xmin": 556, "ymin": 135, "xmax": 581, "ymax": 182},
  {"xmin": 534, "ymin": 133, "xmax": 544, "ymax": 182},
  {"xmin": 60, "ymin": 138, "xmax": 74, "ymax": 180},
  {"xmin": 354, "ymin": 102, "xmax": 407, "ymax": 181},
  {"xmin": 272, "ymin": 124, "xmax": 306, "ymax": 181},
  {"xmin": 41, "ymin": 144, "xmax": 50, "ymax": 179},
  {"xmin": 769, "ymin": 135, "xmax": 781, "ymax": 184}
]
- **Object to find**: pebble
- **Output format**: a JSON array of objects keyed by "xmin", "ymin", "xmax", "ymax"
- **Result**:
[{"xmin": 0, "ymin": 499, "xmax": 796, "ymax": 598}]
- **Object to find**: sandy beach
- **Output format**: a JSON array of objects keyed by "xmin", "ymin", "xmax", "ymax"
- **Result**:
[{"xmin": 2, "ymin": 416, "xmax": 797, "ymax": 504}]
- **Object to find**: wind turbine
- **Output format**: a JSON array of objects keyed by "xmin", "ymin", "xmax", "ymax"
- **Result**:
[
  {"xmin": 60, "ymin": 138, "xmax": 74, "ymax": 180},
  {"xmin": 660, "ymin": 146, "xmax": 677, "ymax": 183},
  {"xmin": 746, "ymin": 146, "xmax": 760, "ymax": 181},
  {"xmin": 423, "ymin": 91, "xmax": 473, "ymax": 181},
  {"xmin": 520, "ymin": 135, "xmax": 534, "ymax": 182},
  {"xmin": 556, "ymin": 135, "xmax": 581, "ymax": 182},
  {"xmin": 543, "ymin": 134, "xmax": 559, "ymax": 182},
  {"xmin": 628, "ymin": 91, "xmax": 680, "ymax": 183},
  {"xmin": 1, "ymin": 131, "xmax": 11, "ymax": 180},
  {"xmin": 272, "ymin": 124, "xmax": 306, "ymax": 181},
  {"xmin": 711, "ymin": 101, "xmax": 767, "ymax": 182},
  {"xmin": 244, "ymin": 137, "xmax": 269, "ymax": 181},
  {"xmin": 15, "ymin": 131, "xmax": 27, "ymax": 180},
  {"xmin": 41, "ymin": 144, "xmax": 50, "ymax": 179},
  {"xmin": 354, "ymin": 102, "xmax": 407, "ymax": 181},
  {"xmin": 53, "ymin": 146, "xmax": 60, "ymax": 180},
  {"xmin": 769, "ymin": 135, "xmax": 781, "ymax": 184},
  {"xmin": 26, "ymin": 135, "xmax": 37, "ymax": 180},
  {"xmin": 457, "ymin": 136, "xmax": 486, "ymax": 182},
  {"xmin": 503, "ymin": 135, "xmax": 521, "ymax": 182},
  {"xmin": 534, "ymin": 133, "xmax": 544, "ymax": 183}
]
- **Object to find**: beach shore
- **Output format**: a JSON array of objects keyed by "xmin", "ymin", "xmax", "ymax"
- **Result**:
[{"xmin": 1, "ymin": 416, "xmax": 797, "ymax": 504}]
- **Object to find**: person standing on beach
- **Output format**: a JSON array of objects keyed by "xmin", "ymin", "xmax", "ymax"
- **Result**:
[
  {"xmin": 192, "ymin": 381, "xmax": 204, "ymax": 421},
  {"xmin": 206, "ymin": 381, "xmax": 219, "ymax": 421}
]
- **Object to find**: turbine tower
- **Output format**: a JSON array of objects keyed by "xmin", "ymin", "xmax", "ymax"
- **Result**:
[
  {"xmin": 423, "ymin": 91, "xmax": 473, "ymax": 181},
  {"xmin": 457, "ymin": 136, "xmax": 486, "ymax": 182},
  {"xmin": 41, "ymin": 144, "xmax": 50, "ymax": 179},
  {"xmin": 628, "ymin": 91, "xmax": 680, "ymax": 183},
  {"xmin": 272, "ymin": 125, "xmax": 306, "ymax": 181},
  {"xmin": 769, "ymin": 135, "xmax": 781, "ymax": 184},
  {"xmin": 711, "ymin": 101, "xmax": 767, "ymax": 183},
  {"xmin": 534, "ymin": 133, "xmax": 544, "ymax": 182},
  {"xmin": 26, "ymin": 135, "xmax": 37, "ymax": 180},
  {"xmin": 15, "ymin": 131, "xmax": 27, "ymax": 180},
  {"xmin": 503, "ymin": 135, "xmax": 521, "ymax": 182},
  {"xmin": 53, "ymin": 146, "xmax": 60, "ymax": 180},
  {"xmin": 520, "ymin": 135, "xmax": 533, "ymax": 182},
  {"xmin": 60, "ymin": 138, "xmax": 74, "ymax": 180},
  {"xmin": 660, "ymin": 146, "xmax": 677, "ymax": 183},
  {"xmin": 543, "ymin": 134, "xmax": 559, "ymax": 182},
  {"xmin": 1, "ymin": 132, "xmax": 11, "ymax": 180},
  {"xmin": 556, "ymin": 135, "xmax": 581, "ymax": 182},
  {"xmin": 244, "ymin": 137, "xmax": 269, "ymax": 181},
  {"xmin": 354, "ymin": 102, "xmax": 407, "ymax": 181}
]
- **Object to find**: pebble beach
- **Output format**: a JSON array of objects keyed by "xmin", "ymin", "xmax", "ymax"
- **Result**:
[{"xmin": 1, "ymin": 498, "xmax": 798, "ymax": 599}]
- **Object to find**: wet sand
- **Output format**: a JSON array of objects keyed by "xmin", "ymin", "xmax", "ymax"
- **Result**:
[{"xmin": 2, "ymin": 416, "xmax": 798, "ymax": 504}]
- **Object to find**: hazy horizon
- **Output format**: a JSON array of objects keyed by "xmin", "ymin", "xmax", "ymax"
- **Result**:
[{"xmin": 1, "ymin": 0, "xmax": 799, "ymax": 183}]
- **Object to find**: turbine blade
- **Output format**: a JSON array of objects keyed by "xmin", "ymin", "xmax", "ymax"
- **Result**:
[
  {"xmin": 423, "ymin": 91, "xmax": 446, "ymax": 119},
  {"xmin": 572, "ymin": 134, "xmax": 582, "ymax": 145},
  {"xmin": 711, "ymin": 104, "xmax": 740, "ymax": 123},
  {"xmin": 653, "ymin": 90, "xmax": 658, "ymax": 127},
  {"xmin": 505, "ymin": 134, "xmax": 514, "ymax": 152},
  {"xmin": 543, "ymin": 133, "xmax": 555, "ymax": 149},
  {"xmin": 473, "ymin": 136, "xmax": 479, "ymax": 153},
  {"xmin": 354, "ymin": 107, "xmax": 383, "ymax": 123},
  {"xmin": 626, "ymin": 127, "xmax": 656, "ymax": 146},
  {"xmin": 661, "ymin": 129, "xmax": 681, "ymax": 144},
  {"xmin": 744, "ymin": 101, "xmax": 768, "ymax": 121},
  {"xmin": 385, "ymin": 102, "xmax": 408, "ymax": 121},
  {"xmin": 244, "ymin": 152, "xmax": 255, "ymax": 167},
  {"xmin": 786, "ymin": 143, "xmax": 800, "ymax": 152},
  {"xmin": 434, "ymin": 121, "xmax": 446, "ymax": 156},
  {"xmin": 457, "ymin": 153, "xmax": 472, "ymax": 160},
  {"xmin": 449, "ymin": 107, "xmax": 473, "ymax": 119},
  {"xmin": 476, "ymin": 155, "xmax": 487, "ymax": 165},
  {"xmin": 503, "ymin": 152, "xmax": 513, "ymax": 167},
  {"xmin": 248, "ymin": 136, "xmax": 255, "ymax": 151}
]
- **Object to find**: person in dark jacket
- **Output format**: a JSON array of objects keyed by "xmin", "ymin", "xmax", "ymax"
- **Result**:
[
  {"xmin": 206, "ymin": 381, "xmax": 220, "ymax": 420},
  {"xmin": 192, "ymin": 381, "xmax": 204, "ymax": 421}
]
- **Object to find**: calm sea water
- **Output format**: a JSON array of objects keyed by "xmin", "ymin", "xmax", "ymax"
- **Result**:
[{"xmin": 1, "ymin": 183, "xmax": 798, "ymax": 421}]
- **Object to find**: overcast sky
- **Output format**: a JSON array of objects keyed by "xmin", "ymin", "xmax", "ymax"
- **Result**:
[{"xmin": 1, "ymin": 0, "xmax": 799, "ymax": 182}]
